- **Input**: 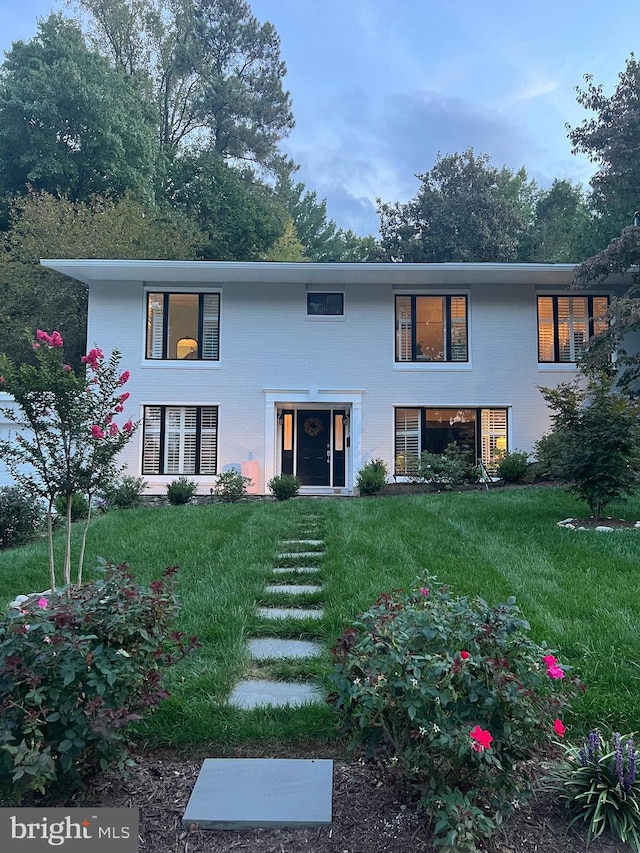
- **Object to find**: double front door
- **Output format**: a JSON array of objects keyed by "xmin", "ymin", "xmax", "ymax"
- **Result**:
[{"xmin": 280, "ymin": 408, "xmax": 346, "ymax": 488}]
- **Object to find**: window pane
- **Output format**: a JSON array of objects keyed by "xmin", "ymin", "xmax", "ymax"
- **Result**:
[
  {"xmin": 168, "ymin": 294, "xmax": 199, "ymax": 360},
  {"xmin": 395, "ymin": 408, "xmax": 420, "ymax": 474},
  {"xmin": 537, "ymin": 297, "xmax": 555, "ymax": 361},
  {"xmin": 142, "ymin": 406, "xmax": 162, "ymax": 473},
  {"xmin": 425, "ymin": 409, "xmax": 476, "ymax": 457},
  {"xmin": 481, "ymin": 409, "xmax": 507, "ymax": 473},
  {"xmin": 592, "ymin": 296, "xmax": 609, "ymax": 339},
  {"xmin": 165, "ymin": 406, "xmax": 197, "ymax": 474},
  {"xmin": 199, "ymin": 407, "xmax": 218, "ymax": 474},
  {"xmin": 395, "ymin": 296, "xmax": 412, "ymax": 361},
  {"xmin": 146, "ymin": 294, "xmax": 165, "ymax": 359},
  {"xmin": 450, "ymin": 296, "xmax": 468, "ymax": 361},
  {"xmin": 415, "ymin": 297, "xmax": 445, "ymax": 361},
  {"xmin": 202, "ymin": 294, "xmax": 220, "ymax": 359},
  {"xmin": 557, "ymin": 297, "xmax": 587, "ymax": 362},
  {"xmin": 307, "ymin": 292, "xmax": 343, "ymax": 315}
]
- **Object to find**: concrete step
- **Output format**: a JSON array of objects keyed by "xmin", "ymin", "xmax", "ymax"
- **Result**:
[
  {"xmin": 264, "ymin": 584, "xmax": 323, "ymax": 595},
  {"xmin": 228, "ymin": 679, "xmax": 323, "ymax": 709},
  {"xmin": 272, "ymin": 566, "xmax": 320, "ymax": 575},
  {"xmin": 257, "ymin": 606, "xmax": 324, "ymax": 620},
  {"xmin": 248, "ymin": 638, "xmax": 323, "ymax": 660}
]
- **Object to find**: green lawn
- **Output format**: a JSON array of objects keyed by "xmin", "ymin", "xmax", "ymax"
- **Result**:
[{"xmin": 1, "ymin": 486, "xmax": 639, "ymax": 746}]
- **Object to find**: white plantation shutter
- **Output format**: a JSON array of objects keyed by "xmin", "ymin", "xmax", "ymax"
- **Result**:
[
  {"xmin": 481, "ymin": 409, "xmax": 507, "ymax": 473},
  {"xmin": 165, "ymin": 407, "xmax": 197, "ymax": 474},
  {"xmin": 395, "ymin": 408, "xmax": 420, "ymax": 474},
  {"xmin": 147, "ymin": 294, "xmax": 165, "ymax": 359},
  {"xmin": 396, "ymin": 297, "xmax": 412, "ymax": 361},
  {"xmin": 202, "ymin": 294, "xmax": 220, "ymax": 360},
  {"xmin": 537, "ymin": 297, "xmax": 555, "ymax": 361},
  {"xmin": 450, "ymin": 296, "xmax": 467, "ymax": 361},
  {"xmin": 557, "ymin": 297, "xmax": 587, "ymax": 362},
  {"xmin": 199, "ymin": 407, "xmax": 218, "ymax": 473},
  {"xmin": 142, "ymin": 407, "xmax": 162, "ymax": 473},
  {"xmin": 592, "ymin": 296, "xmax": 609, "ymax": 340}
]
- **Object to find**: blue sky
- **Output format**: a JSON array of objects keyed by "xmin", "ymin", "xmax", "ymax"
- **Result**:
[{"xmin": 1, "ymin": 0, "xmax": 636, "ymax": 235}]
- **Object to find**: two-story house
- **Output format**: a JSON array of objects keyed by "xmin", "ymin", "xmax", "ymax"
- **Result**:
[{"xmin": 34, "ymin": 260, "xmax": 629, "ymax": 497}]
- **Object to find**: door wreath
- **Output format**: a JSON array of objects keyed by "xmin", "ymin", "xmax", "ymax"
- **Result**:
[{"xmin": 303, "ymin": 416, "xmax": 324, "ymax": 437}]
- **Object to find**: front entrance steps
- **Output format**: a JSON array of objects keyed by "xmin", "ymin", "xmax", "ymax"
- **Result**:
[
  {"xmin": 228, "ymin": 514, "xmax": 327, "ymax": 710},
  {"xmin": 182, "ymin": 758, "xmax": 333, "ymax": 829}
]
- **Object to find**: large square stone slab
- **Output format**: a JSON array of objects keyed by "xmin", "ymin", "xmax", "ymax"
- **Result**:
[
  {"xmin": 183, "ymin": 758, "xmax": 333, "ymax": 829},
  {"xmin": 248, "ymin": 637, "xmax": 322, "ymax": 659},
  {"xmin": 228, "ymin": 679, "xmax": 323, "ymax": 709},
  {"xmin": 257, "ymin": 606, "xmax": 324, "ymax": 620}
]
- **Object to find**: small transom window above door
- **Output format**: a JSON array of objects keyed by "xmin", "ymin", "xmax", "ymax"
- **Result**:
[
  {"xmin": 394, "ymin": 407, "xmax": 507, "ymax": 475},
  {"xmin": 146, "ymin": 293, "xmax": 220, "ymax": 360}
]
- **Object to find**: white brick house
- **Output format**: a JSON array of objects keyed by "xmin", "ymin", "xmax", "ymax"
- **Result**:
[{"xmin": 32, "ymin": 260, "xmax": 628, "ymax": 497}]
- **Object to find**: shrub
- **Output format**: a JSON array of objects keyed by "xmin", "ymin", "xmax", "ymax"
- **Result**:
[
  {"xmin": 268, "ymin": 474, "xmax": 301, "ymax": 501},
  {"xmin": 0, "ymin": 487, "xmax": 44, "ymax": 549},
  {"xmin": 329, "ymin": 580, "xmax": 579, "ymax": 852},
  {"xmin": 496, "ymin": 450, "xmax": 529, "ymax": 483},
  {"xmin": 537, "ymin": 374, "xmax": 640, "ymax": 519},
  {"xmin": 214, "ymin": 470, "xmax": 252, "ymax": 503},
  {"xmin": 356, "ymin": 458, "xmax": 388, "ymax": 495},
  {"xmin": 53, "ymin": 492, "xmax": 89, "ymax": 520},
  {"xmin": 414, "ymin": 443, "xmax": 480, "ymax": 487},
  {"xmin": 100, "ymin": 475, "xmax": 148, "ymax": 509},
  {"xmin": 546, "ymin": 730, "xmax": 640, "ymax": 851},
  {"xmin": 0, "ymin": 561, "xmax": 198, "ymax": 803},
  {"xmin": 166, "ymin": 477, "xmax": 197, "ymax": 505}
]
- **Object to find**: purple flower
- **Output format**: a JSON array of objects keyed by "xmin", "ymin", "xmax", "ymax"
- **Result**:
[
  {"xmin": 626, "ymin": 736, "xmax": 637, "ymax": 794},
  {"xmin": 615, "ymin": 732, "xmax": 624, "ymax": 788}
]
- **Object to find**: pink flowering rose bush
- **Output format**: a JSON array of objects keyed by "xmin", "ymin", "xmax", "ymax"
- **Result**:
[{"xmin": 329, "ymin": 579, "xmax": 581, "ymax": 853}]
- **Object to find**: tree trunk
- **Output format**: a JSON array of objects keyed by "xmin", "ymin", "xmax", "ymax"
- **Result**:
[
  {"xmin": 64, "ymin": 494, "xmax": 73, "ymax": 586},
  {"xmin": 77, "ymin": 496, "xmax": 93, "ymax": 586},
  {"xmin": 47, "ymin": 498, "xmax": 56, "ymax": 592}
]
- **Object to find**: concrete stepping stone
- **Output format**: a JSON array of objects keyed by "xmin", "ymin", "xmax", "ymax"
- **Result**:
[
  {"xmin": 264, "ymin": 583, "xmax": 323, "ymax": 594},
  {"xmin": 257, "ymin": 606, "xmax": 324, "ymax": 620},
  {"xmin": 275, "ymin": 551, "xmax": 324, "ymax": 559},
  {"xmin": 272, "ymin": 566, "xmax": 320, "ymax": 574},
  {"xmin": 229, "ymin": 680, "xmax": 323, "ymax": 709},
  {"xmin": 248, "ymin": 638, "xmax": 322, "ymax": 659},
  {"xmin": 280, "ymin": 539, "xmax": 324, "ymax": 547},
  {"xmin": 183, "ymin": 758, "xmax": 333, "ymax": 829}
]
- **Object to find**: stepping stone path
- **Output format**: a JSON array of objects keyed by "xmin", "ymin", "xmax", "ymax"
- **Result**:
[{"xmin": 228, "ymin": 514, "xmax": 326, "ymax": 710}]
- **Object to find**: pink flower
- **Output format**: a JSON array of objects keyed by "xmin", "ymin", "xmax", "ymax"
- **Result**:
[
  {"xmin": 419, "ymin": 587, "xmax": 429, "ymax": 597},
  {"xmin": 63, "ymin": 364, "xmax": 73, "ymax": 373},
  {"xmin": 119, "ymin": 391, "xmax": 130, "ymax": 403},
  {"xmin": 81, "ymin": 347, "xmax": 104, "ymax": 370},
  {"xmin": 118, "ymin": 370, "xmax": 130, "ymax": 385},
  {"xmin": 90, "ymin": 425, "xmax": 105, "ymax": 439},
  {"xmin": 49, "ymin": 331, "xmax": 63, "ymax": 347},
  {"xmin": 543, "ymin": 655, "xmax": 557, "ymax": 667},
  {"xmin": 0, "ymin": 376, "xmax": 4, "ymax": 384},
  {"xmin": 553, "ymin": 719, "xmax": 566, "ymax": 737},
  {"xmin": 115, "ymin": 403, "xmax": 124, "ymax": 413},
  {"xmin": 123, "ymin": 419, "xmax": 134, "ymax": 434},
  {"xmin": 470, "ymin": 726, "xmax": 493, "ymax": 752},
  {"xmin": 460, "ymin": 650, "xmax": 470, "ymax": 660},
  {"xmin": 43, "ymin": 636, "xmax": 52, "ymax": 644},
  {"xmin": 547, "ymin": 664, "xmax": 565, "ymax": 680},
  {"xmin": 37, "ymin": 597, "xmax": 48, "ymax": 609},
  {"xmin": 36, "ymin": 330, "xmax": 51, "ymax": 344},
  {"xmin": 108, "ymin": 422, "xmax": 119, "ymax": 437},
  {"xmin": 32, "ymin": 342, "xmax": 40, "ymax": 350}
]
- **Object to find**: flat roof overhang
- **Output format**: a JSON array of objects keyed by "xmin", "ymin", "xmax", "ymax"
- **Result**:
[{"xmin": 40, "ymin": 259, "xmax": 635, "ymax": 288}]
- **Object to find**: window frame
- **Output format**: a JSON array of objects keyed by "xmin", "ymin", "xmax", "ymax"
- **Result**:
[
  {"xmin": 145, "ymin": 291, "xmax": 221, "ymax": 361},
  {"xmin": 395, "ymin": 294, "xmax": 469, "ymax": 363},
  {"xmin": 537, "ymin": 294, "xmax": 609, "ymax": 364},
  {"xmin": 394, "ymin": 406, "xmax": 508, "ymax": 475},
  {"xmin": 306, "ymin": 291, "xmax": 345, "ymax": 318},
  {"xmin": 142, "ymin": 405, "xmax": 218, "ymax": 475}
]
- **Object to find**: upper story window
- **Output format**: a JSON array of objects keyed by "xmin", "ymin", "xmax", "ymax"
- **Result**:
[
  {"xmin": 307, "ymin": 292, "xmax": 344, "ymax": 316},
  {"xmin": 395, "ymin": 295, "xmax": 468, "ymax": 362},
  {"xmin": 537, "ymin": 295, "xmax": 609, "ymax": 363},
  {"xmin": 146, "ymin": 293, "xmax": 220, "ymax": 360}
]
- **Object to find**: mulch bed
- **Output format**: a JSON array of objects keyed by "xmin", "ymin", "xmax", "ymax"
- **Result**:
[{"xmin": 58, "ymin": 745, "xmax": 631, "ymax": 852}]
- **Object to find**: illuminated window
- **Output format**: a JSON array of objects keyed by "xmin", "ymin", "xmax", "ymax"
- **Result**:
[
  {"xmin": 537, "ymin": 296, "xmax": 608, "ymax": 363},
  {"xmin": 146, "ymin": 293, "xmax": 220, "ymax": 360},
  {"xmin": 142, "ymin": 406, "xmax": 218, "ymax": 475},
  {"xmin": 395, "ymin": 295, "xmax": 468, "ymax": 362}
]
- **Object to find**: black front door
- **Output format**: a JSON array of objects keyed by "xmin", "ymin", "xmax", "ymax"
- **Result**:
[{"xmin": 296, "ymin": 410, "xmax": 331, "ymax": 486}]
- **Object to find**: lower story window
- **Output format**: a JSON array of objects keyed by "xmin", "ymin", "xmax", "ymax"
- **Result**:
[
  {"xmin": 142, "ymin": 405, "xmax": 218, "ymax": 475},
  {"xmin": 395, "ymin": 407, "xmax": 507, "ymax": 475}
]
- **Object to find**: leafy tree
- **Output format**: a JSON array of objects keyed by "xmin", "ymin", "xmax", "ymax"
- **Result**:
[
  {"xmin": 378, "ymin": 149, "xmax": 535, "ymax": 262},
  {"xmin": 536, "ymin": 374, "xmax": 640, "ymax": 519},
  {"xmin": 572, "ymin": 224, "xmax": 640, "ymax": 395},
  {"xmin": 0, "ymin": 333, "xmax": 137, "ymax": 587},
  {"xmin": 75, "ymin": 0, "xmax": 294, "ymax": 167},
  {"xmin": 567, "ymin": 55, "xmax": 640, "ymax": 240},
  {"xmin": 166, "ymin": 149, "xmax": 283, "ymax": 259},
  {"xmin": 0, "ymin": 192, "xmax": 205, "ymax": 369},
  {"xmin": 527, "ymin": 179, "xmax": 593, "ymax": 262},
  {"xmin": 0, "ymin": 15, "xmax": 157, "ymax": 201},
  {"xmin": 264, "ymin": 219, "xmax": 307, "ymax": 262}
]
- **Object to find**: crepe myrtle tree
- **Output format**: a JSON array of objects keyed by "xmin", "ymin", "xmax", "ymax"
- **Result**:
[{"xmin": 0, "ymin": 331, "xmax": 136, "ymax": 588}]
